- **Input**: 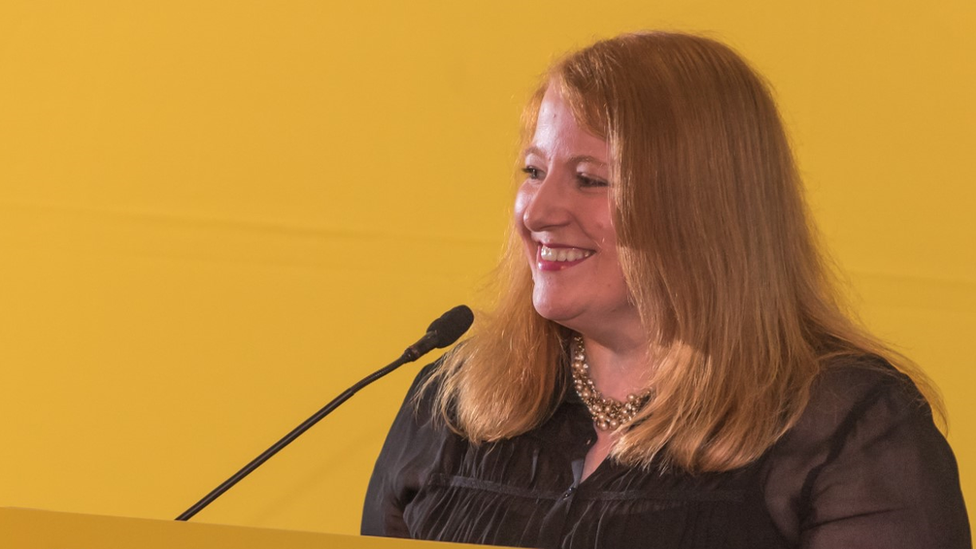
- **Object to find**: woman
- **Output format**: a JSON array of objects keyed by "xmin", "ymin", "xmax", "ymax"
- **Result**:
[{"xmin": 362, "ymin": 31, "xmax": 970, "ymax": 548}]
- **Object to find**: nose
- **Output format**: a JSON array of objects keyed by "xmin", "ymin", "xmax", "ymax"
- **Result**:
[{"xmin": 520, "ymin": 172, "xmax": 572, "ymax": 232}]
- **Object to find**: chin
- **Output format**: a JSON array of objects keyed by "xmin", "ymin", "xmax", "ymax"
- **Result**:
[{"xmin": 531, "ymin": 298, "xmax": 581, "ymax": 328}]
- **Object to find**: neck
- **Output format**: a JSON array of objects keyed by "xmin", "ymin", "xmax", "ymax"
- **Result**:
[{"xmin": 579, "ymin": 330, "xmax": 650, "ymax": 402}]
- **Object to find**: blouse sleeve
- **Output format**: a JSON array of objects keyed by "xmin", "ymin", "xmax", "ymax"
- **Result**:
[
  {"xmin": 765, "ymin": 365, "xmax": 971, "ymax": 548},
  {"xmin": 361, "ymin": 363, "xmax": 442, "ymax": 538}
]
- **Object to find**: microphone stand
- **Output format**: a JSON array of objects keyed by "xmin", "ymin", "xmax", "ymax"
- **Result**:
[
  {"xmin": 175, "ymin": 351, "xmax": 414, "ymax": 521},
  {"xmin": 174, "ymin": 304, "xmax": 472, "ymax": 521}
]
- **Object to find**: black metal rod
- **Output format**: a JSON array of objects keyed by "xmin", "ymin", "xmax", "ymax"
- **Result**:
[{"xmin": 175, "ymin": 353, "xmax": 411, "ymax": 521}]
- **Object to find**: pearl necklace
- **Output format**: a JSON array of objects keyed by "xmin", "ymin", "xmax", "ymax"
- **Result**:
[{"xmin": 570, "ymin": 335, "xmax": 651, "ymax": 431}]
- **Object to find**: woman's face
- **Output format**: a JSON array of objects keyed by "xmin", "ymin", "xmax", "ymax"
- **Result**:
[{"xmin": 515, "ymin": 87, "xmax": 638, "ymax": 340}]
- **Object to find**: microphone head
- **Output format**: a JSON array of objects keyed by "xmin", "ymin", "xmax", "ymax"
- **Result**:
[{"xmin": 427, "ymin": 305, "xmax": 474, "ymax": 349}]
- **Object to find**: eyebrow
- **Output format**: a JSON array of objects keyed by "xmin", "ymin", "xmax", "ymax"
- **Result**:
[{"xmin": 522, "ymin": 146, "xmax": 608, "ymax": 167}]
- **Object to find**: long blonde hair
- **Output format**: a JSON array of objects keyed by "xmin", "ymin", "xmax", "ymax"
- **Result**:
[{"xmin": 429, "ymin": 31, "xmax": 942, "ymax": 473}]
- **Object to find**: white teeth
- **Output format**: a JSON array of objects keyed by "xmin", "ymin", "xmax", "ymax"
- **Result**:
[{"xmin": 540, "ymin": 245, "xmax": 593, "ymax": 262}]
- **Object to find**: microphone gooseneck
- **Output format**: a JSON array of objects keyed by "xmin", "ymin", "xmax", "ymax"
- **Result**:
[{"xmin": 175, "ymin": 305, "xmax": 473, "ymax": 521}]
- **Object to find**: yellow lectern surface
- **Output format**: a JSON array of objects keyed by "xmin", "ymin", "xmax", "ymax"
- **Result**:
[{"xmin": 0, "ymin": 508, "xmax": 489, "ymax": 549}]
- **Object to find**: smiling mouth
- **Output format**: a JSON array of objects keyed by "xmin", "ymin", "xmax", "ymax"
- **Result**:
[
  {"xmin": 537, "ymin": 244, "xmax": 594, "ymax": 271},
  {"xmin": 540, "ymin": 245, "xmax": 594, "ymax": 262}
]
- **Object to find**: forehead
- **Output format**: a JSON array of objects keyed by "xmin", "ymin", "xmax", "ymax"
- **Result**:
[{"xmin": 529, "ymin": 87, "xmax": 609, "ymax": 160}]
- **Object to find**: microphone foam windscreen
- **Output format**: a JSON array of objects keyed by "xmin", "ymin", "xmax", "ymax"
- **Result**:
[{"xmin": 429, "ymin": 305, "xmax": 474, "ymax": 348}]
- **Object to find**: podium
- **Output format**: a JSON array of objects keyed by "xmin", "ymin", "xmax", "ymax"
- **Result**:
[{"xmin": 1, "ymin": 507, "xmax": 482, "ymax": 549}]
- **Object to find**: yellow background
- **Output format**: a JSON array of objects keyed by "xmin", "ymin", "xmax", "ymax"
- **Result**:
[{"xmin": 1, "ymin": 0, "xmax": 972, "ymax": 534}]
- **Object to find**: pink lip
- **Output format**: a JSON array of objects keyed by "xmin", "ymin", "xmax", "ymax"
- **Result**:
[{"xmin": 535, "ymin": 243, "xmax": 593, "ymax": 272}]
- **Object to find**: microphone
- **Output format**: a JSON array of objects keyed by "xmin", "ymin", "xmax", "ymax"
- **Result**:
[
  {"xmin": 404, "ymin": 304, "xmax": 475, "ymax": 360},
  {"xmin": 175, "ymin": 305, "xmax": 474, "ymax": 521}
]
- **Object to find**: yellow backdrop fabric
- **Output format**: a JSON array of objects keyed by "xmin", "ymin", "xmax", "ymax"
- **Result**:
[{"xmin": 1, "ymin": 0, "xmax": 972, "ymax": 534}]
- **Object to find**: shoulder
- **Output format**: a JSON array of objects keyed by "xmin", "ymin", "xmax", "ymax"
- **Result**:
[
  {"xmin": 785, "ymin": 357, "xmax": 929, "ymax": 452},
  {"xmin": 384, "ymin": 360, "xmax": 448, "ymax": 446},
  {"xmin": 762, "ymin": 357, "xmax": 970, "ymax": 547},
  {"xmin": 768, "ymin": 355, "xmax": 935, "ymax": 486}
]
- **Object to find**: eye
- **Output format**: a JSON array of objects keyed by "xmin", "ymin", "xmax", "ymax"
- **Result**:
[
  {"xmin": 521, "ymin": 166, "xmax": 544, "ymax": 180},
  {"xmin": 577, "ymin": 174, "xmax": 609, "ymax": 188}
]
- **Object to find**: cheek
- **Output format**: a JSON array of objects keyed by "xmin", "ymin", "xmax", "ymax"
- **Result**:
[{"xmin": 587, "ymin": 204, "xmax": 617, "ymax": 249}]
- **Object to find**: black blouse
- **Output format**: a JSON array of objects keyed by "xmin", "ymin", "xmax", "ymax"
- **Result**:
[{"xmin": 362, "ymin": 360, "xmax": 970, "ymax": 548}]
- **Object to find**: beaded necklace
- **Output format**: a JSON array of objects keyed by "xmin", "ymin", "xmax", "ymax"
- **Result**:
[{"xmin": 570, "ymin": 335, "xmax": 652, "ymax": 431}]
